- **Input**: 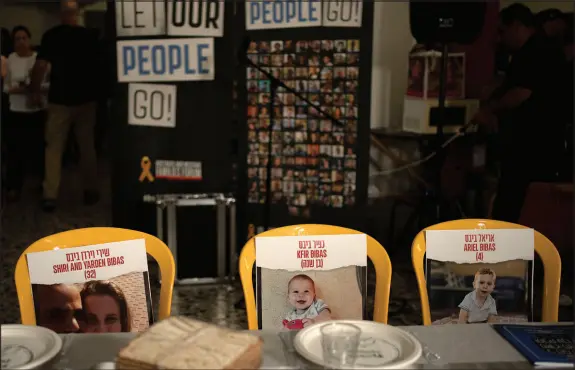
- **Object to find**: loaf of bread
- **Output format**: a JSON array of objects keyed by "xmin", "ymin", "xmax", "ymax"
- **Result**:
[{"xmin": 116, "ymin": 317, "xmax": 262, "ymax": 369}]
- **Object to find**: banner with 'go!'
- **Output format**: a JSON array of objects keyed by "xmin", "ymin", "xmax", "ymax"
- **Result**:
[{"xmin": 246, "ymin": 0, "xmax": 363, "ymax": 30}]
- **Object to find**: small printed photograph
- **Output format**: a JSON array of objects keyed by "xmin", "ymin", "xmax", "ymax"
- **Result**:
[
  {"xmin": 247, "ymin": 41, "xmax": 258, "ymax": 54},
  {"xmin": 259, "ymin": 41, "xmax": 270, "ymax": 53},
  {"xmin": 425, "ymin": 229, "xmax": 535, "ymax": 325},
  {"xmin": 334, "ymin": 40, "xmax": 346, "ymax": 53},
  {"xmin": 27, "ymin": 240, "xmax": 153, "ymax": 334},
  {"xmin": 256, "ymin": 235, "xmax": 367, "ymax": 330},
  {"xmin": 296, "ymin": 41, "xmax": 308, "ymax": 52},
  {"xmin": 321, "ymin": 40, "xmax": 333, "ymax": 51},
  {"xmin": 245, "ymin": 39, "xmax": 361, "ymax": 208},
  {"xmin": 271, "ymin": 41, "xmax": 283, "ymax": 53},
  {"xmin": 348, "ymin": 39, "xmax": 360, "ymax": 52}
]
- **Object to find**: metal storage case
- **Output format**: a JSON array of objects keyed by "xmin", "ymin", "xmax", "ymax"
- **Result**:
[{"xmin": 143, "ymin": 193, "xmax": 237, "ymax": 284}]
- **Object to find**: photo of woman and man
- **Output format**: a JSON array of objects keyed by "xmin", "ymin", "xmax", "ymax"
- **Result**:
[{"xmin": 31, "ymin": 272, "xmax": 153, "ymax": 334}]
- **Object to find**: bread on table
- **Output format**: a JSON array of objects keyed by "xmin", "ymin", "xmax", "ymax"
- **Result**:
[{"xmin": 116, "ymin": 316, "xmax": 262, "ymax": 369}]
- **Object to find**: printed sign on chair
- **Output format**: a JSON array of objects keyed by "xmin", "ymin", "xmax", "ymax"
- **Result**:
[
  {"xmin": 26, "ymin": 239, "xmax": 153, "ymax": 334},
  {"xmin": 425, "ymin": 229, "xmax": 535, "ymax": 325},
  {"xmin": 255, "ymin": 234, "xmax": 367, "ymax": 330}
]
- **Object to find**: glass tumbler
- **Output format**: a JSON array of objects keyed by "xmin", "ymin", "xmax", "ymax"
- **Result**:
[{"xmin": 320, "ymin": 322, "xmax": 361, "ymax": 369}]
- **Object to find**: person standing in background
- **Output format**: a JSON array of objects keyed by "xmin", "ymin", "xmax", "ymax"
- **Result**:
[
  {"xmin": 29, "ymin": 0, "xmax": 100, "ymax": 212},
  {"xmin": 3, "ymin": 26, "xmax": 49, "ymax": 201},
  {"xmin": 472, "ymin": 4, "xmax": 565, "ymax": 223}
]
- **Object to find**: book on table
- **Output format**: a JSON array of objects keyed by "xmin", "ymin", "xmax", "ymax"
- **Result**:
[{"xmin": 492, "ymin": 324, "xmax": 574, "ymax": 368}]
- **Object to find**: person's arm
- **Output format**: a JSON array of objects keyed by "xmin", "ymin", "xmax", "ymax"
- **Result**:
[
  {"xmin": 0, "ymin": 55, "xmax": 6, "ymax": 79},
  {"xmin": 40, "ymin": 62, "xmax": 51, "ymax": 93},
  {"xmin": 458, "ymin": 309, "xmax": 469, "ymax": 324},
  {"xmin": 487, "ymin": 301, "xmax": 498, "ymax": 323},
  {"xmin": 30, "ymin": 31, "xmax": 52, "ymax": 95},
  {"xmin": 314, "ymin": 309, "xmax": 332, "ymax": 322},
  {"xmin": 457, "ymin": 294, "xmax": 472, "ymax": 324},
  {"xmin": 483, "ymin": 87, "xmax": 532, "ymax": 115},
  {"xmin": 3, "ymin": 56, "xmax": 27, "ymax": 94}
]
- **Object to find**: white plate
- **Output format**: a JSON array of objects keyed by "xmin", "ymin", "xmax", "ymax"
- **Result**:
[
  {"xmin": 1, "ymin": 325, "xmax": 62, "ymax": 370},
  {"xmin": 293, "ymin": 320, "xmax": 423, "ymax": 369}
]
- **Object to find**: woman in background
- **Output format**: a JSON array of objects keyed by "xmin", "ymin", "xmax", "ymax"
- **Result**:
[
  {"xmin": 4, "ymin": 25, "xmax": 48, "ymax": 201},
  {"xmin": 80, "ymin": 280, "xmax": 132, "ymax": 333}
]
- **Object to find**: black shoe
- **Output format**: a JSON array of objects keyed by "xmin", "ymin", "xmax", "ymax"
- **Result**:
[
  {"xmin": 42, "ymin": 198, "xmax": 56, "ymax": 212},
  {"xmin": 84, "ymin": 190, "xmax": 100, "ymax": 206}
]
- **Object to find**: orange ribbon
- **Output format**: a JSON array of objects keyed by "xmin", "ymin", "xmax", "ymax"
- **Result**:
[{"xmin": 139, "ymin": 156, "xmax": 155, "ymax": 182}]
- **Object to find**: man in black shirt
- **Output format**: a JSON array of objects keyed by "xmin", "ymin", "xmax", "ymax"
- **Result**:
[
  {"xmin": 473, "ymin": 4, "xmax": 565, "ymax": 222},
  {"xmin": 30, "ymin": 0, "xmax": 99, "ymax": 212}
]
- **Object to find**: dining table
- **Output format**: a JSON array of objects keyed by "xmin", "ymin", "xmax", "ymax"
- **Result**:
[{"xmin": 55, "ymin": 323, "xmax": 546, "ymax": 369}]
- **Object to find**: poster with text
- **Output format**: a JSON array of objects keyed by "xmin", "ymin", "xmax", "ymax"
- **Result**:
[
  {"xmin": 128, "ymin": 83, "xmax": 177, "ymax": 128},
  {"xmin": 425, "ymin": 229, "xmax": 534, "ymax": 325},
  {"xmin": 246, "ymin": 39, "xmax": 360, "ymax": 218},
  {"xmin": 117, "ymin": 38, "xmax": 215, "ymax": 82},
  {"xmin": 245, "ymin": 0, "xmax": 362, "ymax": 30},
  {"xmin": 167, "ymin": 0, "xmax": 225, "ymax": 37},
  {"xmin": 116, "ymin": 0, "xmax": 166, "ymax": 37},
  {"xmin": 256, "ymin": 234, "xmax": 367, "ymax": 330},
  {"xmin": 26, "ymin": 239, "xmax": 153, "ymax": 334}
]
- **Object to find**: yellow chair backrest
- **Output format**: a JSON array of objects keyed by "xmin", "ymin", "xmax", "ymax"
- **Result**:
[
  {"xmin": 239, "ymin": 224, "xmax": 392, "ymax": 330},
  {"xmin": 412, "ymin": 219, "xmax": 561, "ymax": 325},
  {"xmin": 15, "ymin": 227, "xmax": 175, "ymax": 325}
]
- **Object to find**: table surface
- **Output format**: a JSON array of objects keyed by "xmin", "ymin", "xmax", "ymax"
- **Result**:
[{"xmin": 55, "ymin": 324, "xmax": 549, "ymax": 369}]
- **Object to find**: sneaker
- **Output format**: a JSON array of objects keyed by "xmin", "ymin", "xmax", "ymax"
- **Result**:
[
  {"xmin": 84, "ymin": 190, "xmax": 100, "ymax": 206},
  {"xmin": 41, "ymin": 198, "xmax": 56, "ymax": 213}
]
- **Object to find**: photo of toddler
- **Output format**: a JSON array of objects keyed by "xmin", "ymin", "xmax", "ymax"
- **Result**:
[
  {"xmin": 282, "ymin": 274, "xmax": 332, "ymax": 330},
  {"xmin": 457, "ymin": 268, "xmax": 498, "ymax": 324}
]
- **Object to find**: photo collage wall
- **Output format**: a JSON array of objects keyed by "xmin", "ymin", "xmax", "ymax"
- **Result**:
[{"xmin": 246, "ymin": 39, "xmax": 360, "ymax": 213}]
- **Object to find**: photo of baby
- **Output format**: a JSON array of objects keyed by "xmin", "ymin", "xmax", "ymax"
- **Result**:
[
  {"xmin": 457, "ymin": 268, "xmax": 497, "ymax": 324},
  {"xmin": 426, "ymin": 259, "xmax": 533, "ymax": 325},
  {"xmin": 256, "ymin": 234, "xmax": 367, "ymax": 330},
  {"xmin": 283, "ymin": 274, "xmax": 332, "ymax": 329}
]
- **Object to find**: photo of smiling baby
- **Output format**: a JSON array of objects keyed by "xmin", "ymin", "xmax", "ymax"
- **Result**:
[
  {"xmin": 255, "ymin": 234, "xmax": 368, "ymax": 330},
  {"xmin": 426, "ymin": 259, "xmax": 533, "ymax": 325},
  {"xmin": 283, "ymin": 274, "xmax": 332, "ymax": 329}
]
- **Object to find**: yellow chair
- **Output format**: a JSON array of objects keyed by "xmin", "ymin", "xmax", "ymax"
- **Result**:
[
  {"xmin": 15, "ymin": 227, "xmax": 175, "ymax": 325},
  {"xmin": 412, "ymin": 219, "xmax": 561, "ymax": 325},
  {"xmin": 239, "ymin": 224, "xmax": 392, "ymax": 330}
]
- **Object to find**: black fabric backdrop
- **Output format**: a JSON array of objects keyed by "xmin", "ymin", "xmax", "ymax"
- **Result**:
[
  {"xmin": 236, "ymin": 2, "xmax": 374, "ymax": 240},
  {"xmin": 108, "ymin": 2, "xmax": 374, "ymax": 279},
  {"xmin": 108, "ymin": 1, "xmax": 236, "ymax": 279}
]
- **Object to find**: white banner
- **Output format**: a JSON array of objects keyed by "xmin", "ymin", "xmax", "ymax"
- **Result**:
[
  {"xmin": 155, "ymin": 160, "xmax": 202, "ymax": 180},
  {"xmin": 246, "ymin": 0, "xmax": 322, "ymax": 30},
  {"xmin": 128, "ymin": 83, "xmax": 177, "ymax": 128},
  {"xmin": 426, "ymin": 229, "xmax": 535, "ymax": 264},
  {"xmin": 322, "ymin": 0, "xmax": 362, "ymax": 28},
  {"xmin": 26, "ymin": 239, "xmax": 149, "ymax": 285},
  {"xmin": 116, "ymin": 0, "xmax": 166, "ymax": 37},
  {"xmin": 117, "ymin": 38, "xmax": 215, "ymax": 82},
  {"xmin": 256, "ymin": 234, "xmax": 367, "ymax": 271},
  {"xmin": 167, "ymin": 0, "xmax": 225, "ymax": 37}
]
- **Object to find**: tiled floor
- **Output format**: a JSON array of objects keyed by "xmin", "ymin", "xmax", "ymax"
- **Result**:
[{"xmin": 0, "ymin": 163, "xmax": 424, "ymax": 328}]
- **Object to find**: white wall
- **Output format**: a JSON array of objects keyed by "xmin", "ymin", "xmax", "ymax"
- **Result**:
[
  {"xmin": 370, "ymin": 1, "xmax": 415, "ymax": 129},
  {"xmin": 0, "ymin": 4, "xmax": 60, "ymax": 44}
]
